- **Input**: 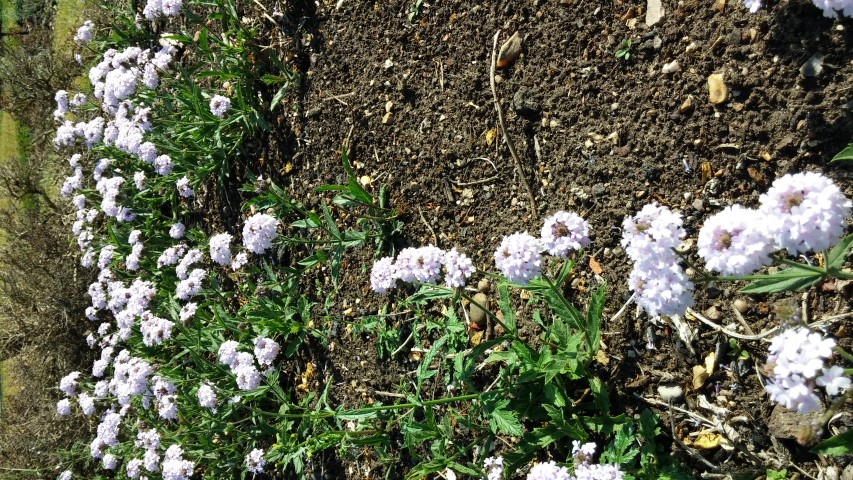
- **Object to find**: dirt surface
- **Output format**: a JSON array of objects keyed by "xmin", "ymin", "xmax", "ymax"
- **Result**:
[{"xmin": 234, "ymin": 0, "xmax": 853, "ymax": 477}]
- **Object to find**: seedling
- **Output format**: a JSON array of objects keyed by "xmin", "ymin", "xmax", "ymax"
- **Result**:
[{"xmin": 615, "ymin": 39, "xmax": 633, "ymax": 61}]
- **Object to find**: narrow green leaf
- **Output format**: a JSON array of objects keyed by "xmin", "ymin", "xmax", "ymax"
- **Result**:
[
  {"xmin": 830, "ymin": 144, "xmax": 853, "ymax": 163},
  {"xmin": 827, "ymin": 234, "xmax": 853, "ymax": 272},
  {"xmin": 497, "ymin": 284, "xmax": 516, "ymax": 335},
  {"xmin": 407, "ymin": 285, "xmax": 455, "ymax": 303},
  {"xmin": 270, "ymin": 85, "xmax": 288, "ymax": 112},
  {"xmin": 738, "ymin": 265, "xmax": 825, "ymax": 294},
  {"xmin": 812, "ymin": 429, "xmax": 853, "ymax": 455},
  {"xmin": 586, "ymin": 284, "xmax": 605, "ymax": 353}
]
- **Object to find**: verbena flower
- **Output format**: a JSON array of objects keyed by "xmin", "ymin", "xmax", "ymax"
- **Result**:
[
  {"xmin": 370, "ymin": 256, "xmax": 397, "ymax": 294},
  {"xmin": 759, "ymin": 172, "xmax": 852, "ymax": 255},
  {"xmin": 246, "ymin": 448, "xmax": 266, "ymax": 474},
  {"xmin": 571, "ymin": 440, "xmax": 597, "ymax": 465},
  {"xmin": 230, "ymin": 251, "xmax": 249, "ymax": 271},
  {"xmin": 242, "ymin": 213, "xmax": 279, "ymax": 254},
  {"xmin": 621, "ymin": 203, "xmax": 685, "ymax": 262},
  {"xmin": 126, "ymin": 458, "xmax": 143, "ymax": 479},
  {"xmin": 102, "ymin": 453, "xmax": 117, "ymax": 470},
  {"xmin": 526, "ymin": 461, "xmax": 571, "ymax": 480},
  {"xmin": 78, "ymin": 392, "xmax": 96, "ymax": 415},
  {"xmin": 443, "ymin": 248, "xmax": 475, "ymax": 288},
  {"xmin": 179, "ymin": 302, "xmax": 197, "ymax": 323},
  {"xmin": 254, "ymin": 336, "xmax": 280, "ymax": 368},
  {"xmin": 541, "ymin": 210, "xmax": 590, "ymax": 258},
  {"xmin": 57, "ymin": 398, "xmax": 71, "ymax": 416},
  {"xmin": 817, "ymin": 365, "xmax": 851, "ymax": 396},
  {"xmin": 197, "ymin": 382, "xmax": 218, "ymax": 412},
  {"xmin": 209, "ymin": 233, "xmax": 233, "ymax": 265},
  {"xmin": 697, "ymin": 205, "xmax": 774, "ymax": 276},
  {"xmin": 218, "ymin": 341, "xmax": 241, "ymax": 369},
  {"xmin": 574, "ymin": 463, "xmax": 624, "ymax": 480},
  {"xmin": 764, "ymin": 327, "xmax": 836, "ymax": 414},
  {"xmin": 395, "ymin": 246, "xmax": 444, "ymax": 284},
  {"xmin": 494, "ymin": 232, "xmax": 542, "ymax": 285},
  {"xmin": 628, "ymin": 261, "xmax": 694, "ymax": 318},
  {"xmin": 169, "ymin": 222, "xmax": 185, "ymax": 239},
  {"xmin": 60, "ymin": 371, "xmax": 81, "ymax": 397},
  {"xmin": 209, "ymin": 95, "xmax": 231, "ymax": 118},
  {"xmin": 234, "ymin": 363, "xmax": 261, "ymax": 391},
  {"xmin": 161, "ymin": 444, "xmax": 194, "ymax": 480},
  {"xmin": 176, "ymin": 176, "xmax": 194, "ymax": 198},
  {"xmin": 58, "ymin": 471, "xmax": 72, "ymax": 480},
  {"xmin": 175, "ymin": 268, "xmax": 205, "ymax": 300},
  {"xmin": 482, "ymin": 456, "xmax": 503, "ymax": 480}
]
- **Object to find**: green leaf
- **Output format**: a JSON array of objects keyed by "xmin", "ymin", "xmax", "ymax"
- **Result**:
[
  {"xmin": 586, "ymin": 284, "xmax": 605, "ymax": 354},
  {"xmin": 407, "ymin": 285, "xmax": 455, "ymax": 303},
  {"xmin": 811, "ymin": 429, "xmax": 853, "ymax": 455},
  {"xmin": 738, "ymin": 265, "xmax": 825, "ymax": 294},
  {"xmin": 766, "ymin": 469, "xmax": 788, "ymax": 480},
  {"xmin": 497, "ymin": 284, "xmax": 516, "ymax": 335},
  {"xmin": 270, "ymin": 85, "xmax": 288, "ymax": 112},
  {"xmin": 601, "ymin": 422, "xmax": 639, "ymax": 465},
  {"xmin": 589, "ymin": 376, "xmax": 610, "ymax": 415},
  {"xmin": 826, "ymin": 234, "xmax": 853, "ymax": 273},
  {"xmin": 830, "ymin": 144, "xmax": 853, "ymax": 163},
  {"xmin": 489, "ymin": 399, "xmax": 523, "ymax": 436}
]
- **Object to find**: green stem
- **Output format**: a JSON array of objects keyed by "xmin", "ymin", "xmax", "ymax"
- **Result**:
[
  {"xmin": 831, "ymin": 270, "xmax": 853, "ymax": 280},
  {"xmin": 260, "ymin": 391, "xmax": 490, "ymax": 420},
  {"xmin": 833, "ymin": 346, "xmax": 853, "ymax": 364}
]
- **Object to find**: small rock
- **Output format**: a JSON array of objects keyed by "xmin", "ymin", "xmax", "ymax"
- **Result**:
[
  {"xmin": 725, "ymin": 28, "xmax": 741, "ymax": 46},
  {"xmin": 733, "ymin": 298, "xmax": 748, "ymax": 313},
  {"xmin": 469, "ymin": 293, "xmax": 489, "ymax": 327},
  {"xmin": 382, "ymin": 111, "xmax": 393, "ymax": 124},
  {"xmin": 768, "ymin": 404, "xmax": 823, "ymax": 439},
  {"xmin": 612, "ymin": 246, "xmax": 624, "ymax": 257},
  {"xmin": 706, "ymin": 282, "xmax": 721, "ymax": 299},
  {"xmin": 704, "ymin": 305, "xmax": 723, "ymax": 321},
  {"xmin": 603, "ymin": 247, "xmax": 613, "ymax": 258},
  {"xmin": 477, "ymin": 278, "xmax": 490, "ymax": 293},
  {"xmin": 692, "ymin": 199, "xmax": 704, "ymax": 211},
  {"xmin": 385, "ymin": 101, "xmax": 394, "ymax": 113},
  {"xmin": 662, "ymin": 60, "xmax": 680, "ymax": 74},
  {"xmin": 707, "ymin": 74, "xmax": 728, "ymax": 104},
  {"xmin": 306, "ymin": 107, "xmax": 322, "ymax": 118},
  {"xmin": 767, "ymin": 266, "xmax": 779, "ymax": 275},
  {"xmin": 646, "ymin": 0, "xmax": 664, "ymax": 26},
  {"xmin": 800, "ymin": 53, "xmax": 824, "ymax": 77},
  {"xmin": 679, "ymin": 95, "xmax": 694, "ymax": 113},
  {"xmin": 658, "ymin": 385, "xmax": 683, "ymax": 402},
  {"xmin": 675, "ymin": 239, "xmax": 694, "ymax": 253},
  {"xmin": 683, "ymin": 191, "xmax": 693, "ymax": 200},
  {"xmin": 512, "ymin": 87, "xmax": 540, "ymax": 116},
  {"xmin": 714, "ymin": 0, "xmax": 726, "ymax": 12},
  {"xmin": 383, "ymin": 58, "xmax": 394, "ymax": 69},
  {"xmin": 591, "ymin": 184, "xmax": 606, "ymax": 196},
  {"xmin": 635, "ymin": 190, "xmax": 646, "ymax": 199}
]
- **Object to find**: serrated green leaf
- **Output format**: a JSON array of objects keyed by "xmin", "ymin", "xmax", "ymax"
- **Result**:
[
  {"xmin": 830, "ymin": 144, "xmax": 853, "ymax": 163},
  {"xmin": 601, "ymin": 422, "xmax": 639, "ymax": 465},
  {"xmin": 490, "ymin": 400, "xmax": 523, "ymax": 436},
  {"xmin": 811, "ymin": 429, "xmax": 853, "ymax": 455},
  {"xmin": 589, "ymin": 376, "xmax": 610, "ymax": 414},
  {"xmin": 586, "ymin": 284, "xmax": 605, "ymax": 353},
  {"xmin": 497, "ymin": 284, "xmax": 516, "ymax": 335},
  {"xmin": 407, "ymin": 285, "xmax": 455, "ymax": 303}
]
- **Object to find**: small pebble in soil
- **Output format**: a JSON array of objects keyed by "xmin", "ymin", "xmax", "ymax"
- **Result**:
[
  {"xmin": 477, "ymin": 278, "xmax": 489, "ymax": 293},
  {"xmin": 733, "ymin": 298, "xmax": 748, "ymax": 313},
  {"xmin": 692, "ymin": 199, "xmax": 705, "ymax": 211},
  {"xmin": 706, "ymin": 282, "xmax": 721, "ymax": 299},
  {"xmin": 704, "ymin": 305, "xmax": 723, "ymax": 321},
  {"xmin": 658, "ymin": 385, "xmax": 683, "ymax": 402}
]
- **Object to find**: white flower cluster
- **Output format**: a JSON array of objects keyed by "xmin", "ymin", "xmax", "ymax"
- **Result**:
[
  {"xmin": 245, "ymin": 448, "xmax": 266, "ymax": 474},
  {"xmin": 495, "ymin": 211, "xmax": 590, "ymax": 285},
  {"xmin": 74, "ymin": 20, "xmax": 95, "ymax": 45},
  {"xmin": 161, "ymin": 444, "xmax": 194, "ymax": 480},
  {"xmin": 744, "ymin": 0, "xmax": 853, "ymax": 17},
  {"xmin": 209, "ymin": 94, "xmax": 231, "ymax": 118},
  {"xmin": 764, "ymin": 327, "xmax": 850, "ymax": 414},
  {"xmin": 370, "ymin": 245, "xmax": 475, "ymax": 294},
  {"xmin": 480, "ymin": 442, "xmax": 623, "ymax": 480},
  {"xmin": 622, "ymin": 203, "xmax": 693, "ymax": 318},
  {"xmin": 218, "ymin": 337, "xmax": 279, "ymax": 391},
  {"xmin": 242, "ymin": 213, "xmax": 280, "ymax": 254},
  {"xmin": 143, "ymin": 0, "xmax": 183, "ymax": 20},
  {"xmin": 196, "ymin": 382, "xmax": 218, "ymax": 412}
]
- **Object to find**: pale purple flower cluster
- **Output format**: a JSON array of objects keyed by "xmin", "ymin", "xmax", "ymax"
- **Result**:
[
  {"xmin": 179, "ymin": 302, "xmax": 197, "ymax": 323},
  {"xmin": 140, "ymin": 312, "xmax": 175, "ymax": 346},
  {"xmin": 759, "ymin": 172, "xmax": 851, "ymax": 255},
  {"xmin": 231, "ymin": 251, "xmax": 249, "ymax": 271},
  {"xmin": 175, "ymin": 268, "xmax": 206, "ymax": 300},
  {"xmin": 494, "ymin": 232, "xmax": 543, "ymax": 285},
  {"xmin": 143, "ymin": 0, "xmax": 183, "ymax": 20},
  {"xmin": 697, "ymin": 205, "xmax": 774, "ymax": 276},
  {"xmin": 371, "ymin": 245, "xmax": 476, "ymax": 293},
  {"xmin": 541, "ymin": 211, "xmax": 590, "ymax": 258},
  {"xmin": 764, "ymin": 327, "xmax": 849, "ymax": 414},
  {"xmin": 482, "ymin": 456, "xmax": 504, "ymax": 480},
  {"xmin": 161, "ymin": 444, "xmax": 194, "ymax": 480},
  {"xmin": 527, "ymin": 461, "xmax": 571, "ymax": 480},
  {"xmin": 158, "ymin": 244, "xmax": 186, "ymax": 268},
  {"xmin": 176, "ymin": 176, "xmax": 194, "ymax": 198},
  {"xmin": 169, "ymin": 222, "xmax": 185, "ymax": 239},
  {"xmin": 744, "ymin": 0, "xmax": 853, "ymax": 16},
  {"xmin": 74, "ymin": 20, "xmax": 95, "ymax": 45},
  {"xmin": 59, "ymin": 471, "xmax": 72, "ymax": 480},
  {"xmin": 196, "ymin": 382, "xmax": 218, "ymax": 412},
  {"xmin": 57, "ymin": 398, "xmax": 72, "ymax": 416},
  {"xmin": 91, "ymin": 411, "xmax": 122, "ymax": 458},
  {"xmin": 245, "ymin": 448, "xmax": 266, "ymax": 474},
  {"xmin": 253, "ymin": 336, "xmax": 280, "ymax": 368},
  {"xmin": 218, "ymin": 340, "xmax": 263, "ymax": 391},
  {"xmin": 242, "ymin": 213, "xmax": 279, "ymax": 254},
  {"xmin": 60, "ymin": 371, "xmax": 81, "ymax": 397},
  {"xmin": 622, "ymin": 203, "xmax": 693, "ymax": 318},
  {"xmin": 209, "ymin": 233, "xmax": 233, "ymax": 265},
  {"xmin": 571, "ymin": 442, "xmax": 623, "ymax": 480},
  {"xmin": 209, "ymin": 95, "xmax": 231, "ymax": 118}
]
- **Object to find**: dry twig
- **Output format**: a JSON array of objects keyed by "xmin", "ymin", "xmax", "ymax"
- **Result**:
[{"xmin": 489, "ymin": 31, "xmax": 537, "ymax": 219}]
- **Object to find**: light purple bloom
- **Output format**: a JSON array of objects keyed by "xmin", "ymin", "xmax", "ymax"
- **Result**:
[
  {"xmin": 395, "ymin": 246, "xmax": 444, "ymax": 284},
  {"xmin": 765, "ymin": 327, "xmax": 836, "ymax": 414},
  {"xmin": 759, "ymin": 172, "xmax": 852, "ymax": 255},
  {"xmin": 57, "ymin": 398, "xmax": 71, "ymax": 416},
  {"xmin": 242, "ymin": 213, "xmax": 279, "ymax": 254},
  {"xmin": 246, "ymin": 448, "xmax": 265, "ymax": 474},
  {"xmin": 541, "ymin": 210, "xmax": 590, "ymax": 258},
  {"xmin": 817, "ymin": 365, "xmax": 851, "ymax": 396},
  {"xmin": 230, "ymin": 251, "xmax": 249, "ymax": 271},
  {"xmin": 209, "ymin": 233, "xmax": 233, "ymax": 265},
  {"xmin": 58, "ymin": 471, "xmax": 72, "ymax": 480},
  {"xmin": 494, "ymin": 232, "xmax": 542, "ymax": 285},
  {"xmin": 218, "ymin": 340, "xmax": 241, "ymax": 369},
  {"xmin": 443, "ymin": 248, "xmax": 475, "ymax": 288},
  {"xmin": 254, "ymin": 336, "xmax": 280, "ymax": 368},
  {"xmin": 210, "ymin": 95, "xmax": 231, "ymax": 118},
  {"xmin": 621, "ymin": 203, "xmax": 685, "ymax": 262},
  {"xmin": 697, "ymin": 205, "xmax": 775, "ymax": 276},
  {"xmin": 526, "ymin": 461, "xmax": 570, "ymax": 480},
  {"xmin": 169, "ymin": 222, "xmax": 185, "ymax": 239},
  {"xmin": 483, "ymin": 456, "xmax": 503, "ymax": 480},
  {"xmin": 628, "ymin": 261, "xmax": 693, "ymax": 318},
  {"xmin": 197, "ymin": 382, "xmax": 218, "ymax": 411},
  {"xmin": 370, "ymin": 256, "xmax": 397, "ymax": 294},
  {"xmin": 102, "ymin": 453, "xmax": 117, "ymax": 470},
  {"xmin": 176, "ymin": 176, "xmax": 194, "ymax": 198},
  {"xmin": 179, "ymin": 302, "xmax": 197, "ymax": 323}
]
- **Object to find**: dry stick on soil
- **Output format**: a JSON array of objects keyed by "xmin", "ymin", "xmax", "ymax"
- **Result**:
[
  {"xmin": 687, "ymin": 307, "xmax": 779, "ymax": 341},
  {"xmin": 490, "ymin": 31, "xmax": 537, "ymax": 219}
]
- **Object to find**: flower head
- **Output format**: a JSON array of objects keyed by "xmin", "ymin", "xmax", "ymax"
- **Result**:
[
  {"xmin": 210, "ymin": 95, "xmax": 231, "ymax": 118},
  {"xmin": 209, "ymin": 233, "xmax": 233, "ymax": 265},
  {"xmin": 370, "ymin": 256, "xmax": 397, "ymax": 294},
  {"xmin": 697, "ymin": 205, "xmax": 774, "ymax": 276},
  {"xmin": 246, "ymin": 448, "xmax": 265, "ymax": 474},
  {"xmin": 765, "ymin": 327, "xmax": 836, "ymax": 414},
  {"xmin": 494, "ymin": 232, "xmax": 542, "ymax": 285},
  {"xmin": 621, "ymin": 203, "xmax": 685, "ymax": 262},
  {"xmin": 395, "ymin": 246, "xmax": 444, "ymax": 284},
  {"xmin": 526, "ymin": 461, "xmax": 571, "ymax": 480},
  {"xmin": 443, "ymin": 248, "xmax": 475, "ymax": 288},
  {"xmin": 759, "ymin": 172, "xmax": 851, "ymax": 255},
  {"xmin": 541, "ymin": 211, "xmax": 590, "ymax": 258},
  {"xmin": 242, "ymin": 213, "xmax": 279, "ymax": 254}
]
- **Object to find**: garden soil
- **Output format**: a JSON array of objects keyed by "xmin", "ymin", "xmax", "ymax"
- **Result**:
[{"xmin": 236, "ymin": 0, "xmax": 853, "ymax": 478}]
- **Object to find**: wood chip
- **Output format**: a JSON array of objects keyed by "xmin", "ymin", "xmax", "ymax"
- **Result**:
[{"xmin": 496, "ymin": 31, "xmax": 523, "ymax": 68}]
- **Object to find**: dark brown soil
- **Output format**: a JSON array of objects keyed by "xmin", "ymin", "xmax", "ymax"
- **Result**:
[{"xmin": 242, "ymin": 0, "xmax": 853, "ymax": 477}]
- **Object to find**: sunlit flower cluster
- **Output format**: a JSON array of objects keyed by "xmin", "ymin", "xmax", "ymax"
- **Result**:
[{"xmin": 370, "ymin": 245, "xmax": 475, "ymax": 293}]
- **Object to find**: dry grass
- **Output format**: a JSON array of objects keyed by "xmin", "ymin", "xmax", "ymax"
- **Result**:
[
  {"xmin": 52, "ymin": 0, "xmax": 86, "ymax": 55},
  {"xmin": 0, "ymin": 111, "xmax": 19, "ymax": 164}
]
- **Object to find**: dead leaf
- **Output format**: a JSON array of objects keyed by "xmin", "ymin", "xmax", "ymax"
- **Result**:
[
  {"xmin": 747, "ymin": 167, "xmax": 764, "ymax": 184},
  {"xmin": 297, "ymin": 363, "xmax": 315, "ymax": 392},
  {"xmin": 704, "ymin": 351, "xmax": 716, "ymax": 376},
  {"xmin": 485, "ymin": 128, "xmax": 497, "ymax": 146},
  {"xmin": 707, "ymin": 74, "xmax": 728, "ymax": 104},
  {"xmin": 496, "ymin": 31, "xmax": 523, "ymax": 68},
  {"xmin": 693, "ymin": 430, "xmax": 722, "ymax": 449},
  {"xmin": 469, "ymin": 329, "xmax": 484, "ymax": 346},
  {"xmin": 692, "ymin": 364, "xmax": 709, "ymax": 390},
  {"xmin": 594, "ymin": 349, "xmax": 609, "ymax": 366},
  {"xmin": 588, "ymin": 256, "xmax": 603, "ymax": 275}
]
